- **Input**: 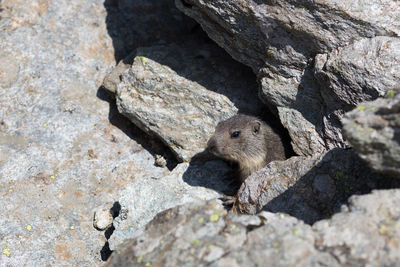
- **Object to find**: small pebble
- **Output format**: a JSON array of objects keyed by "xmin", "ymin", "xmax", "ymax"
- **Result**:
[
  {"xmin": 154, "ymin": 154, "xmax": 167, "ymax": 168},
  {"xmin": 93, "ymin": 207, "xmax": 113, "ymax": 231}
]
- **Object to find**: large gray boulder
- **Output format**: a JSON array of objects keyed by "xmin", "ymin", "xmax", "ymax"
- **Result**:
[
  {"xmin": 107, "ymin": 42, "xmax": 264, "ymax": 162},
  {"xmin": 314, "ymin": 37, "xmax": 400, "ymax": 146},
  {"xmin": 237, "ymin": 148, "xmax": 395, "ymax": 224},
  {"xmin": 105, "ymin": 200, "xmax": 338, "ymax": 267},
  {"xmin": 106, "ymin": 189, "xmax": 400, "ymax": 266},
  {"xmin": 343, "ymin": 91, "xmax": 400, "ymax": 178},
  {"xmin": 107, "ymin": 160, "xmax": 235, "ymax": 250},
  {"xmin": 313, "ymin": 189, "xmax": 400, "ymax": 265},
  {"xmin": 175, "ymin": 0, "xmax": 400, "ymax": 156}
]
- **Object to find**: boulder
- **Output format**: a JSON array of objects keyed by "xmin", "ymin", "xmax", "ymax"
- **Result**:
[
  {"xmin": 108, "ymin": 160, "xmax": 235, "ymax": 250},
  {"xmin": 107, "ymin": 189, "xmax": 400, "ymax": 266},
  {"xmin": 110, "ymin": 42, "xmax": 264, "ymax": 161},
  {"xmin": 105, "ymin": 200, "xmax": 338, "ymax": 267},
  {"xmin": 343, "ymin": 91, "xmax": 400, "ymax": 178},
  {"xmin": 175, "ymin": 0, "xmax": 400, "ymax": 156},
  {"xmin": 237, "ymin": 148, "xmax": 396, "ymax": 224}
]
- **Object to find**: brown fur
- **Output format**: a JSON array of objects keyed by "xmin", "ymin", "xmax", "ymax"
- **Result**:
[{"xmin": 207, "ymin": 114, "xmax": 286, "ymax": 182}]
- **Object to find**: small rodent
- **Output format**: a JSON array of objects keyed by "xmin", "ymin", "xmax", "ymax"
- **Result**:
[{"xmin": 207, "ymin": 114, "xmax": 286, "ymax": 182}]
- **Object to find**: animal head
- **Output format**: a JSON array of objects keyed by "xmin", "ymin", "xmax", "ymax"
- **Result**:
[{"xmin": 207, "ymin": 114, "xmax": 267, "ymax": 164}]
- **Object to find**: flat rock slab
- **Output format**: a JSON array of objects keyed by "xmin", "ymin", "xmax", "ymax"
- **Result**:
[
  {"xmin": 116, "ymin": 43, "xmax": 263, "ymax": 162},
  {"xmin": 343, "ymin": 91, "xmax": 400, "ymax": 178},
  {"xmin": 109, "ymin": 160, "xmax": 235, "ymax": 250}
]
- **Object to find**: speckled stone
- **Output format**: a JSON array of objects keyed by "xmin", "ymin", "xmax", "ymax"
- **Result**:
[
  {"xmin": 107, "ymin": 190, "xmax": 400, "ymax": 266},
  {"xmin": 0, "ymin": 0, "xmax": 232, "ymax": 266}
]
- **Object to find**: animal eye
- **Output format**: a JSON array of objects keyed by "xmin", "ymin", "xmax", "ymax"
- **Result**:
[{"xmin": 231, "ymin": 131, "xmax": 240, "ymax": 138}]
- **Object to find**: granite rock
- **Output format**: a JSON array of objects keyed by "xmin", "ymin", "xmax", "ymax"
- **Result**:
[
  {"xmin": 237, "ymin": 148, "xmax": 396, "ymax": 224},
  {"xmin": 343, "ymin": 91, "xmax": 400, "ymax": 178},
  {"xmin": 114, "ymin": 42, "xmax": 264, "ymax": 162},
  {"xmin": 106, "ymin": 189, "xmax": 400, "ymax": 266},
  {"xmin": 313, "ymin": 189, "xmax": 400, "ymax": 266},
  {"xmin": 0, "ymin": 0, "xmax": 231, "ymax": 265},
  {"xmin": 93, "ymin": 207, "xmax": 114, "ymax": 231},
  {"xmin": 108, "ymin": 160, "xmax": 235, "ymax": 250},
  {"xmin": 106, "ymin": 200, "xmax": 339, "ymax": 267},
  {"xmin": 176, "ymin": 0, "xmax": 400, "ymax": 156},
  {"xmin": 315, "ymin": 37, "xmax": 400, "ymax": 147}
]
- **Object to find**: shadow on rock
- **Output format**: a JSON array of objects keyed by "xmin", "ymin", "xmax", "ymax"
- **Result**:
[
  {"xmin": 181, "ymin": 151, "xmax": 241, "ymax": 196},
  {"xmin": 104, "ymin": 0, "xmax": 198, "ymax": 62},
  {"xmin": 99, "ymin": 201, "xmax": 124, "ymax": 261},
  {"xmin": 103, "ymin": 0, "xmax": 262, "ymax": 115},
  {"xmin": 101, "ymin": 0, "xmax": 294, "ymax": 192},
  {"xmin": 101, "ymin": 0, "xmax": 294, "ymax": 165},
  {"xmin": 96, "ymin": 86, "xmax": 178, "ymax": 170},
  {"xmin": 238, "ymin": 148, "xmax": 400, "ymax": 225}
]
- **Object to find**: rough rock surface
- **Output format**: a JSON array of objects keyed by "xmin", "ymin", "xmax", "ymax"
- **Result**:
[
  {"xmin": 176, "ymin": 0, "xmax": 400, "ymax": 156},
  {"xmin": 237, "ymin": 148, "xmax": 396, "ymax": 224},
  {"xmin": 343, "ymin": 91, "xmax": 400, "ymax": 178},
  {"xmin": 0, "ymin": 0, "xmax": 235, "ymax": 265},
  {"xmin": 0, "ymin": 0, "xmax": 125, "ymax": 264},
  {"xmin": 109, "ymin": 42, "xmax": 264, "ymax": 162},
  {"xmin": 2, "ymin": 0, "xmax": 400, "ymax": 265},
  {"xmin": 107, "ymin": 190, "xmax": 400, "ymax": 266},
  {"xmin": 313, "ymin": 189, "xmax": 400, "ymax": 265},
  {"xmin": 106, "ymin": 200, "xmax": 338, "ymax": 267},
  {"xmin": 315, "ymin": 37, "xmax": 400, "ymax": 146},
  {"xmin": 108, "ymin": 160, "xmax": 235, "ymax": 250}
]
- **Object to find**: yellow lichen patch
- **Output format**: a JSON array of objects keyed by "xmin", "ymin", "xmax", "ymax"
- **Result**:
[
  {"xmin": 280, "ymin": 214, "xmax": 285, "ymax": 219},
  {"xmin": 43, "ymin": 122, "xmax": 48, "ymax": 127},
  {"xmin": 209, "ymin": 214, "xmax": 219, "ymax": 222},
  {"xmin": 197, "ymin": 217, "xmax": 204, "ymax": 223},
  {"xmin": 136, "ymin": 56, "xmax": 148, "ymax": 66},
  {"xmin": 2, "ymin": 248, "xmax": 11, "ymax": 257},
  {"xmin": 231, "ymin": 224, "xmax": 237, "ymax": 230},
  {"xmin": 208, "ymin": 245, "xmax": 216, "ymax": 249},
  {"xmin": 145, "ymin": 262, "xmax": 152, "ymax": 267},
  {"xmin": 379, "ymin": 225, "xmax": 389, "ymax": 235},
  {"xmin": 8, "ymin": 189, "xmax": 13, "ymax": 193},
  {"xmin": 387, "ymin": 90, "xmax": 395, "ymax": 99},
  {"xmin": 69, "ymin": 225, "xmax": 75, "ymax": 230},
  {"xmin": 26, "ymin": 225, "xmax": 32, "ymax": 231},
  {"xmin": 191, "ymin": 239, "xmax": 200, "ymax": 245},
  {"xmin": 356, "ymin": 105, "xmax": 366, "ymax": 111},
  {"xmin": 137, "ymin": 255, "xmax": 143, "ymax": 263}
]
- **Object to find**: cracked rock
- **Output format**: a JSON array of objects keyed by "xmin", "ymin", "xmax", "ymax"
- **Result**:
[
  {"xmin": 106, "ymin": 190, "xmax": 400, "ymax": 266},
  {"xmin": 237, "ymin": 148, "xmax": 397, "ymax": 224},
  {"xmin": 176, "ymin": 0, "xmax": 400, "ymax": 156},
  {"xmin": 113, "ymin": 42, "xmax": 263, "ymax": 162}
]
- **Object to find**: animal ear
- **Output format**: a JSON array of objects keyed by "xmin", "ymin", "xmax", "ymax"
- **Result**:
[{"xmin": 251, "ymin": 120, "xmax": 261, "ymax": 134}]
